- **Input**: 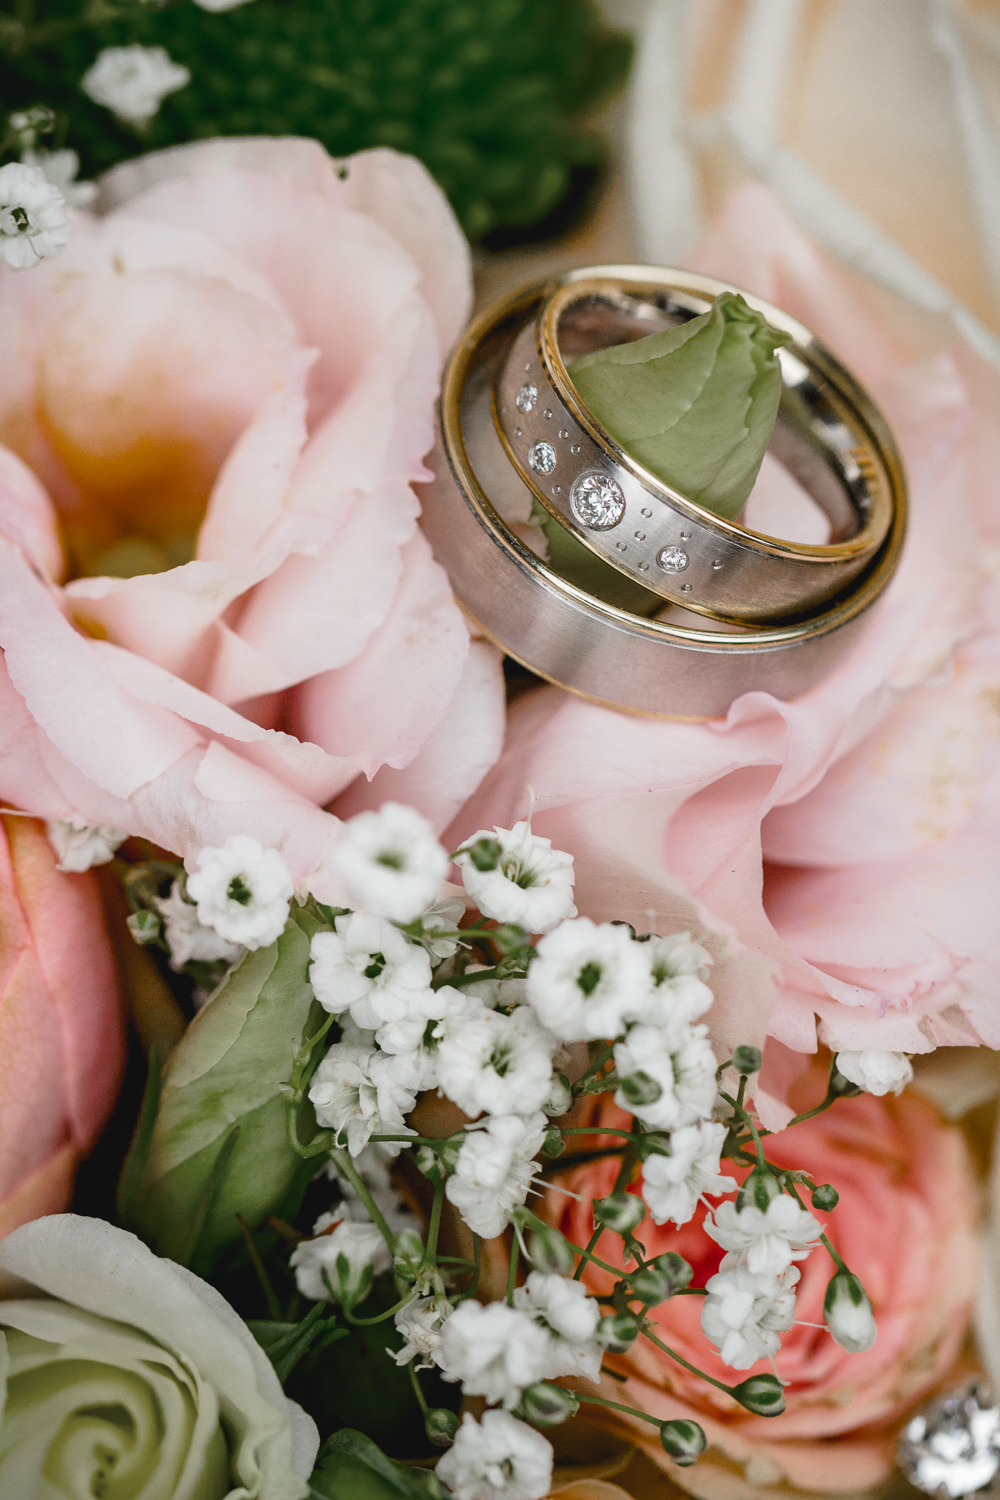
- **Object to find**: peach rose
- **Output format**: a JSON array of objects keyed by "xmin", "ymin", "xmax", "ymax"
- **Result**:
[
  {"xmin": 548, "ymin": 1088, "xmax": 978, "ymax": 1495},
  {"xmin": 447, "ymin": 182, "xmax": 1000, "ymax": 1122},
  {"xmin": 0, "ymin": 138, "xmax": 505, "ymax": 879},
  {"xmin": 0, "ymin": 814, "xmax": 125, "ymax": 1238}
]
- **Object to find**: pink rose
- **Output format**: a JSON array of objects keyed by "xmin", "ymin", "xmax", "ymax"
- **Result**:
[
  {"xmin": 446, "ymin": 183, "xmax": 1000, "ymax": 1121},
  {"xmin": 0, "ymin": 815, "xmax": 125, "ymax": 1238},
  {"xmin": 549, "ymin": 1088, "xmax": 978, "ymax": 1494},
  {"xmin": 0, "ymin": 138, "xmax": 505, "ymax": 879}
]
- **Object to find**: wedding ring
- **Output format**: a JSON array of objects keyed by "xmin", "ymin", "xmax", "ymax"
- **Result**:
[
  {"xmin": 419, "ymin": 273, "xmax": 907, "ymax": 720},
  {"xmin": 494, "ymin": 269, "xmax": 897, "ymax": 625}
]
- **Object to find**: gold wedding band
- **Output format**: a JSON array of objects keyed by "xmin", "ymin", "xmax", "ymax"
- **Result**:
[
  {"xmin": 419, "ymin": 268, "xmax": 907, "ymax": 720},
  {"xmin": 494, "ymin": 270, "xmax": 895, "ymax": 625}
]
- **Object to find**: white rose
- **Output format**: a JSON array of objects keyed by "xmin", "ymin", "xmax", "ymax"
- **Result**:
[{"xmin": 0, "ymin": 1215, "xmax": 318, "ymax": 1498}]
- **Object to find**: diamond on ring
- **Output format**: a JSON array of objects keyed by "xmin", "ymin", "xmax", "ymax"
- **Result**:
[
  {"xmin": 516, "ymin": 383, "xmax": 538, "ymax": 413},
  {"xmin": 570, "ymin": 471, "xmax": 626, "ymax": 530},
  {"xmin": 529, "ymin": 441, "xmax": 557, "ymax": 475},
  {"xmin": 657, "ymin": 545, "xmax": 688, "ymax": 574}
]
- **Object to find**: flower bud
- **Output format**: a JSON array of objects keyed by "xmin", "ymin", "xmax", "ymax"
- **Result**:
[
  {"xmin": 127, "ymin": 908, "xmax": 162, "ymax": 945},
  {"xmin": 569, "ymin": 291, "xmax": 792, "ymax": 521},
  {"xmin": 541, "ymin": 1126, "xmax": 566, "ymax": 1159},
  {"xmin": 593, "ymin": 1191, "xmax": 646, "ymax": 1233},
  {"xmin": 465, "ymin": 837, "xmax": 502, "ymax": 871},
  {"xmin": 631, "ymin": 1264, "xmax": 671, "ymax": 1306},
  {"xmin": 659, "ymin": 1419, "xmax": 707, "ymax": 1466},
  {"xmin": 651, "ymin": 1251, "xmax": 693, "ymax": 1295},
  {"xmin": 415, "ymin": 1138, "xmax": 461, "ymax": 1183},
  {"xmin": 636, "ymin": 1129, "xmax": 671, "ymax": 1161},
  {"xmin": 597, "ymin": 1313, "xmax": 640, "ymax": 1352},
  {"xmin": 731, "ymin": 1045, "xmax": 762, "ymax": 1075},
  {"xmin": 393, "ymin": 1228, "xmax": 426, "ymax": 1282},
  {"xmin": 528, "ymin": 1226, "xmax": 575, "ymax": 1277},
  {"xmin": 737, "ymin": 1168, "xmax": 781, "ymax": 1212},
  {"xmin": 618, "ymin": 1070, "xmax": 663, "ymax": 1107},
  {"xmin": 823, "ymin": 1269, "xmax": 877, "ymax": 1353},
  {"xmin": 730, "ymin": 1373, "xmax": 787, "ymax": 1416},
  {"xmin": 521, "ymin": 1383, "xmax": 580, "ymax": 1427},
  {"xmin": 811, "ymin": 1183, "xmax": 839, "ymax": 1211},
  {"xmin": 425, "ymin": 1408, "xmax": 460, "ymax": 1446},
  {"xmin": 491, "ymin": 922, "xmax": 532, "ymax": 956},
  {"xmin": 543, "ymin": 1073, "xmax": 573, "ymax": 1117},
  {"xmin": 828, "ymin": 1060, "xmax": 864, "ymax": 1097}
]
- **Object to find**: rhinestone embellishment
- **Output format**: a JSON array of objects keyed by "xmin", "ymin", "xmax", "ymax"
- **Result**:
[
  {"xmin": 657, "ymin": 545, "xmax": 689, "ymax": 573},
  {"xmin": 529, "ymin": 441, "xmax": 557, "ymax": 475},
  {"xmin": 569, "ymin": 471, "xmax": 626, "ymax": 530},
  {"xmin": 515, "ymin": 383, "xmax": 538, "ymax": 413}
]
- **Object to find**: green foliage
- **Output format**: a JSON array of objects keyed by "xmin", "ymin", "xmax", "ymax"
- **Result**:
[
  {"xmin": 0, "ymin": 0, "xmax": 632, "ymax": 241},
  {"xmin": 117, "ymin": 903, "xmax": 330, "ymax": 1276},
  {"xmin": 310, "ymin": 1430, "xmax": 444, "ymax": 1500}
]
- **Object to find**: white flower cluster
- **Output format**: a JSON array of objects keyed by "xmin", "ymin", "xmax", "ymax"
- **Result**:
[{"xmin": 81, "ymin": 45, "xmax": 191, "ymax": 128}]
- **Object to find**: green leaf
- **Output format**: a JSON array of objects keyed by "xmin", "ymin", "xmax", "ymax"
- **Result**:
[
  {"xmin": 247, "ymin": 1309, "xmax": 349, "ymax": 1386},
  {"xmin": 569, "ymin": 292, "xmax": 792, "ymax": 521},
  {"xmin": 119, "ymin": 905, "xmax": 332, "ymax": 1274},
  {"xmin": 310, "ymin": 1431, "xmax": 443, "ymax": 1500},
  {"xmin": 115, "ymin": 1042, "xmax": 161, "ymax": 1234}
]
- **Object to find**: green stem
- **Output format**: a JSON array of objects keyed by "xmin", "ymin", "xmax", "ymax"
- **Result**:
[
  {"xmin": 331, "ymin": 1149, "xmax": 397, "ymax": 1254},
  {"xmin": 344, "ymin": 1291, "xmax": 415, "ymax": 1327},
  {"xmin": 781, "ymin": 1179, "xmax": 846, "ymax": 1272},
  {"xmin": 719, "ymin": 1090, "xmax": 766, "ymax": 1171},
  {"xmin": 573, "ymin": 1042, "xmax": 615, "ymax": 1092},
  {"xmin": 424, "ymin": 1180, "xmax": 446, "ymax": 1266},
  {"xmin": 408, "ymin": 1360, "xmax": 429, "ymax": 1413},
  {"xmin": 640, "ymin": 1324, "xmax": 739, "ymax": 1399},
  {"xmin": 506, "ymin": 1234, "xmax": 520, "ymax": 1306},
  {"xmin": 236, "ymin": 1214, "xmax": 282, "ymax": 1322},
  {"xmin": 460, "ymin": 1234, "xmax": 482, "ymax": 1302},
  {"xmin": 572, "ymin": 1226, "xmax": 605, "ymax": 1281},
  {"xmin": 571, "ymin": 1391, "xmax": 664, "ymax": 1428},
  {"xmin": 558, "ymin": 1127, "xmax": 644, "ymax": 1141}
]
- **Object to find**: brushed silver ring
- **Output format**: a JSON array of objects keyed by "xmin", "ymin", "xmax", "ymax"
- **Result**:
[
  {"xmin": 493, "ymin": 270, "xmax": 897, "ymax": 625},
  {"xmin": 419, "ymin": 271, "xmax": 907, "ymax": 720}
]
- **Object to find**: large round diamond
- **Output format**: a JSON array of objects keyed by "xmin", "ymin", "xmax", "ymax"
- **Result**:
[
  {"xmin": 529, "ymin": 441, "xmax": 557, "ymax": 474},
  {"xmin": 570, "ymin": 471, "xmax": 625, "ymax": 530}
]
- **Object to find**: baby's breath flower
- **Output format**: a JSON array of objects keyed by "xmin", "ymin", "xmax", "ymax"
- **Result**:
[
  {"xmin": 513, "ymin": 1273, "xmax": 601, "ymax": 1382},
  {"xmin": 641, "ymin": 932, "xmax": 715, "ymax": 1036},
  {"xmin": 45, "ymin": 818, "xmax": 124, "ymax": 872},
  {"xmin": 436, "ymin": 1005, "xmax": 557, "ymax": 1119},
  {"xmin": 309, "ymin": 913, "xmax": 434, "ymax": 1029},
  {"xmin": 445, "ymin": 1113, "xmax": 546, "ymax": 1240},
  {"xmin": 391, "ymin": 1295, "xmax": 450, "ymax": 1370},
  {"xmin": 705, "ymin": 1195, "xmax": 823, "ymax": 1276},
  {"xmin": 0, "ymin": 163, "xmax": 69, "ymax": 270},
  {"xmin": 701, "ymin": 1258, "xmax": 799, "ymax": 1369},
  {"xmin": 154, "ymin": 879, "xmax": 243, "ymax": 972},
  {"xmin": 613, "ymin": 1023, "xmax": 717, "ymax": 1131},
  {"xmin": 309, "ymin": 1043, "xmax": 417, "ymax": 1157},
  {"xmin": 81, "ymin": 45, "xmax": 191, "ymax": 128},
  {"xmin": 439, "ymin": 1300, "xmax": 550, "ymax": 1409},
  {"xmin": 436, "ymin": 1411, "xmax": 553, "ymax": 1500},
  {"xmin": 289, "ymin": 1213, "xmax": 391, "ymax": 1305},
  {"xmin": 456, "ymin": 823, "xmax": 576, "ymax": 934},
  {"xmin": 525, "ymin": 917, "xmax": 652, "ymax": 1042},
  {"xmin": 640, "ymin": 1119, "xmax": 736, "ymax": 1227},
  {"xmin": 330, "ymin": 803, "xmax": 449, "ymax": 924},
  {"xmin": 834, "ymin": 1049, "xmax": 914, "ymax": 1097},
  {"xmin": 186, "ymin": 835, "xmax": 293, "ymax": 949}
]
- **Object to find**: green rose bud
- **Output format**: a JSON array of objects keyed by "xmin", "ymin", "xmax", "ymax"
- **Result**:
[
  {"xmin": 528, "ymin": 1225, "xmax": 575, "ymax": 1277},
  {"xmin": 737, "ymin": 1168, "xmax": 781, "ymax": 1213},
  {"xmin": 0, "ymin": 1215, "xmax": 317, "ymax": 1499},
  {"xmin": 425, "ymin": 1408, "xmax": 461, "ymax": 1446},
  {"xmin": 730, "ymin": 1373, "xmax": 787, "ymax": 1416},
  {"xmin": 823, "ymin": 1269, "xmax": 877, "ymax": 1353},
  {"xmin": 811, "ymin": 1183, "xmax": 839, "ymax": 1211},
  {"xmin": 596, "ymin": 1313, "xmax": 640, "ymax": 1352},
  {"xmin": 118, "ymin": 904, "xmax": 330, "ymax": 1275},
  {"xmin": 520, "ymin": 1383, "xmax": 581, "ymax": 1427},
  {"xmin": 593, "ymin": 1191, "xmax": 646, "ymax": 1233},
  {"xmin": 569, "ymin": 292, "xmax": 792, "ymax": 521},
  {"xmin": 659, "ymin": 1418, "xmax": 707, "ymax": 1466}
]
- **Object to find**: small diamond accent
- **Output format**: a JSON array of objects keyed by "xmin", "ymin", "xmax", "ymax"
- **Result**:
[
  {"xmin": 514, "ymin": 426, "xmax": 522, "ymax": 438},
  {"xmin": 558, "ymin": 429, "xmax": 569, "ymax": 439},
  {"xmin": 638, "ymin": 561, "xmax": 649, "ymax": 572},
  {"xmin": 641, "ymin": 507, "xmax": 653, "ymax": 518},
  {"xmin": 515, "ymin": 383, "xmax": 538, "ymax": 413},
  {"xmin": 680, "ymin": 582, "xmax": 692, "ymax": 592},
  {"xmin": 657, "ymin": 545, "xmax": 689, "ymax": 573},
  {"xmin": 569, "ymin": 471, "xmax": 626, "ymax": 530},
  {"xmin": 543, "ymin": 408, "xmax": 553, "ymax": 419},
  {"xmin": 680, "ymin": 529, "xmax": 692, "ymax": 540},
  {"xmin": 615, "ymin": 541, "xmax": 627, "ymax": 552},
  {"xmin": 634, "ymin": 530, "xmax": 646, "ymax": 541},
  {"xmin": 712, "ymin": 559, "xmax": 724, "ymax": 570},
  {"xmin": 529, "ymin": 441, "xmax": 557, "ymax": 475},
  {"xmin": 570, "ymin": 444, "xmax": 581, "ymax": 455}
]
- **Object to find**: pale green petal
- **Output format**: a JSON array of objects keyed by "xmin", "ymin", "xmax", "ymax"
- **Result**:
[{"xmin": 569, "ymin": 292, "xmax": 791, "ymax": 521}]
